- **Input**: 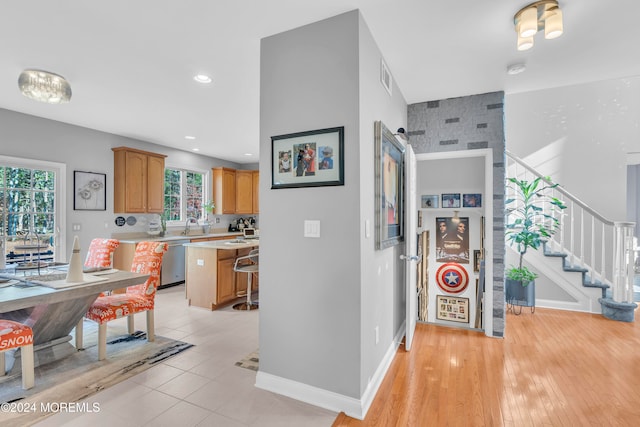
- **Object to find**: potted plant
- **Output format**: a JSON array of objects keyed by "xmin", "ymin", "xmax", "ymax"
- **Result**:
[
  {"xmin": 505, "ymin": 176, "xmax": 566, "ymax": 312},
  {"xmin": 160, "ymin": 213, "xmax": 167, "ymax": 237},
  {"xmin": 201, "ymin": 200, "xmax": 215, "ymax": 233}
]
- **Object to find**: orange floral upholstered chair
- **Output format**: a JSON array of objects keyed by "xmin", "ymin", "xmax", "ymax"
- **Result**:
[
  {"xmin": 0, "ymin": 319, "xmax": 35, "ymax": 389},
  {"xmin": 84, "ymin": 238, "xmax": 120, "ymax": 269},
  {"xmin": 75, "ymin": 238, "xmax": 120, "ymax": 350},
  {"xmin": 82, "ymin": 241, "xmax": 167, "ymax": 360}
]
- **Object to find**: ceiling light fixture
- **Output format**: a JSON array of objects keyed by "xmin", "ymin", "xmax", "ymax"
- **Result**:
[
  {"xmin": 507, "ymin": 63, "xmax": 527, "ymax": 75},
  {"xmin": 193, "ymin": 74, "xmax": 212, "ymax": 84},
  {"xmin": 514, "ymin": 0, "xmax": 563, "ymax": 51},
  {"xmin": 185, "ymin": 135, "xmax": 196, "ymax": 140},
  {"xmin": 18, "ymin": 69, "xmax": 72, "ymax": 104}
]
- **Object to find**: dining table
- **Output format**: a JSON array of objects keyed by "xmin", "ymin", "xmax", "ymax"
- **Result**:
[{"xmin": 0, "ymin": 266, "xmax": 149, "ymax": 350}]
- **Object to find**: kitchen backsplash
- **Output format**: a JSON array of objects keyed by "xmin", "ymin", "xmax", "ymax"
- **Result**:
[{"xmin": 107, "ymin": 213, "xmax": 258, "ymax": 237}]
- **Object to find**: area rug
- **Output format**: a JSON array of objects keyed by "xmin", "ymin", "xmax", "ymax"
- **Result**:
[
  {"xmin": 0, "ymin": 321, "xmax": 193, "ymax": 427},
  {"xmin": 235, "ymin": 349, "xmax": 259, "ymax": 371}
]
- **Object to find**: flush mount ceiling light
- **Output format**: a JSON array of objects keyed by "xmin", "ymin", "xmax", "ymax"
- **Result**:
[
  {"xmin": 514, "ymin": 0, "xmax": 563, "ymax": 51},
  {"xmin": 193, "ymin": 74, "xmax": 212, "ymax": 84},
  {"xmin": 507, "ymin": 63, "xmax": 527, "ymax": 75},
  {"xmin": 18, "ymin": 69, "xmax": 72, "ymax": 104}
]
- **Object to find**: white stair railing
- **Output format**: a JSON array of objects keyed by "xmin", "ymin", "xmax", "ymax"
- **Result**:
[{"xmin": 506, "ymin": 151, "xmax": 635, "ymax": 303}]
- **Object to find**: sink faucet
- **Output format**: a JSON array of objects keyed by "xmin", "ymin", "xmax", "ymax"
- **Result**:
[{"xmin": 182, "ymin": 217, "xmax": 197, "ymax": 235}]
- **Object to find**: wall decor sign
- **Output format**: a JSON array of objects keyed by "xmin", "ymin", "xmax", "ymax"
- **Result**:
[
  {"xmin": 271, "ymin": 126, "xmax": 344, "ymax": 189},
  {"xmin": 441, "ymin": 193, "xmax": 461, "ymax": 208},
  {"xmin": 74, "ymin": 171, "xmax": 106, "ymax": 211},
  {"xmin": 375, "ymin": 120, "xmax": 405, "ymax": 249},
  {"xmin": 463, "ymin": 193, "xmax": 482, "ymax": 208},
  {"xmin": 421, "ymin": 194, "xmax": 439, "ymax": 208},
  {"xmin": 435, "ymin": 262, "xmax": 469, "ymax": 294},
  {"xmin": 436, "ymin": 295, "xmax": 469, "ymax": 323}
]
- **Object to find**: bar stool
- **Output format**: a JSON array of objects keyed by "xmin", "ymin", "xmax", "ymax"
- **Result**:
[
  {"xmin": 233, "ymin": 249, "xmax": 259, "ymax": 311},
  {"xmin": 0, "ymin": 319, "xmax": 35, "ymax": 389}
]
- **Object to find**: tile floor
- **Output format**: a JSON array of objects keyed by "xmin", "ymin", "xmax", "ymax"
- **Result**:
[{"xmin": 35, "ymin": 285, "xmax": 337, "ymax": 426}]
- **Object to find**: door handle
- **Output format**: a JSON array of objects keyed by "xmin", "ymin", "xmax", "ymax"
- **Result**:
[{"xmin": 399, "ymin": 255, "xmax": 419, "ymax": 262}]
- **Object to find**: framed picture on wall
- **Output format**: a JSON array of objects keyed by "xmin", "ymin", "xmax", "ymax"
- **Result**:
[
  {"xmin": 74, "ymin": 171, "xmax": 106, "ymax": 211},
  {"xmin": 421, "ymin": 194, "xmax": 439, "ymax": 208},
  {"xmin": 463, "ymin": 193, "xmax": 482, "ymax": 208},
  {"xmin": 474, "ymin": 250, "xmax": 482, "ymax": 272},
  {"xmin": 375, "ymin": 120, "xmax": 405, "ymax": 250},
  {"xmin": 436, "ymin": 295, "xmax": 469, "ymax": 323},
  {"xmin": 441, "ymin": 193, "xmax": 461, "ymax": 208},
  {"xmin": 271, "ymin": 126, "xmax": 344, "ymax": 189}
]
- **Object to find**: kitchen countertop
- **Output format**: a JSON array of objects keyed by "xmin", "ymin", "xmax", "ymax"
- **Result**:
[
  {"xmin": 114, "ymin": 232, "xmax": 243, "ymax": 244},
  {"xmin": 183, "ymin": 239, "xmax": 259, "ymax": 250}
]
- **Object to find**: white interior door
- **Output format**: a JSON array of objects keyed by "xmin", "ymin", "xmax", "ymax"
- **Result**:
[{"xmin": 404, "ymin": 144, "xmax": 418, "ymax": 351}]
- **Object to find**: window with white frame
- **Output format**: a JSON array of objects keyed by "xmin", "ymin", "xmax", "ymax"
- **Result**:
[
  {"xmin": 164, "ymin": 168, "xmax": 206, "ymax": 222},
  {"xmin": 0, "ymin": 156, "xmax": 65, "ymax": 262}
]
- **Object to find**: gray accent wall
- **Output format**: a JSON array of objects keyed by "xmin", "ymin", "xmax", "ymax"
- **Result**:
[
  {"xmin": 259, "ymin": 9, "xmax": 407, "ymax": 403},
  {"xmin": 408, "ymin": 92, "xmax": 506, "ymax": 337}
]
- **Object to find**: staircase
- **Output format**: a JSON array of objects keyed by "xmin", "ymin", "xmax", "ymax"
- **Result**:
[{"xmin": 506, "ymin": 151, "xmax": 637, "ymax": 321}]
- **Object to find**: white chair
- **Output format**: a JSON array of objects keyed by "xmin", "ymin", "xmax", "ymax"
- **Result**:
[{"xmin": 233, "ymin": 249, "xmax": 259, "ymax": 310}]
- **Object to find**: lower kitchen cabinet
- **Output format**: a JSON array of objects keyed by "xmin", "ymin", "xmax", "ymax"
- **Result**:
[{"xmin": 185, "ymin": 241, "xmax": 259, "ymax": 310}]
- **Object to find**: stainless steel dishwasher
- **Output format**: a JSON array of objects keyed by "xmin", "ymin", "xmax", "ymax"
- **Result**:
[{"xmin": 160, "ymin": 239, "xmax": 189, "ymax": 288}]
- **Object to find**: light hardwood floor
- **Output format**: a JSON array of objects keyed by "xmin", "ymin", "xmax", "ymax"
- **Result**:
[{"xmin": 333, "ymin": 308, "xmax": 640, "ymax": 426}]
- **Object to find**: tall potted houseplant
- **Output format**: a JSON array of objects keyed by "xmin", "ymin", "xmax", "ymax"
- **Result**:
[{"xmin": 505, "ymin": 176, "xmax": 566, "ymax": 313}]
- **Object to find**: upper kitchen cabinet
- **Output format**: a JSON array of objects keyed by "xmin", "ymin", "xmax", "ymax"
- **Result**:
[
  {"xmin": 212, "ymin": 167, "xmax": 259, "ymax": 215},
  {"xmin": 252, "ymin": 170, "xmax": 259, "ymax": 214},
  {"xmin": 112, "ymin": 147, "xmax": 166, "ymax": 213},
  {"xmin": 235, "ymin": 170, "xmax": 253, "ymax": 214},
  {"xmin": 212, "ymin": 167, "xmax": 236, "ymax": 214}
]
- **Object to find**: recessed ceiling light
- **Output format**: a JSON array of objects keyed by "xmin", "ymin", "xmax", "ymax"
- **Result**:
[
  {"xmin": 244, "ymin": 153, "xmax": 253, "ymax": 156},
  {"xmin": 192, "ymin": 148, "xmax": 200, "ymax": 152},
  {"xmin": 506, "ymin": 63, "xmax": 527, "ymax": 75},
  {"xmin": 193, "ymin": 74, "xmax": 212, "ymax": 84},
  {"xmin": 185, "ymin": 135, "xmax": 196, "ymax": 140}
]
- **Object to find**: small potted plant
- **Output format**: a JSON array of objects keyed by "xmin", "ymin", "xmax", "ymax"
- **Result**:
[
  {"xmin": 505, "ymin": 176, "xmax": 566, "ymax": 312},
  {"xmin": 160, "ymin": 213, "xmax": 167, "ymax": 237},
  {"xmin": 201, "ymin": 200, "xmax": 215, "ymax": 233}
]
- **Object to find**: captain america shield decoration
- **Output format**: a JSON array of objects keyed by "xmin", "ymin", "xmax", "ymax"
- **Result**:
[{"xmin": 435, "ymin": 263, "xmax": 469, "ymax": 294}]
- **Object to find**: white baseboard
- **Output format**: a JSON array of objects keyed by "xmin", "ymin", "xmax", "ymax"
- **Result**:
[{"xmin": 255, "ymin": 323, "xmax": 406, "ymax": 420}]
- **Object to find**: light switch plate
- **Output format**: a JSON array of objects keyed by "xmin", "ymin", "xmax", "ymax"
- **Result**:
[{"xmin": 304, "ymin": 220, "xmax": 321, "ymax": 238}]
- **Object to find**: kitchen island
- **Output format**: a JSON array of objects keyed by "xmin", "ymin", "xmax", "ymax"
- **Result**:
[
  {"xmin": 111, "ymin": 231, "xmax": 243, "ymax": 289},
  {"xmin": 183, "ymin": 239, "xmax": 259, "ymax": 310}
]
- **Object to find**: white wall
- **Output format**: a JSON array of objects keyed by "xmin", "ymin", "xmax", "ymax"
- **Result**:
[{"xmin": 506, "ymin": 76, "xmax": 640, "ymax": 221}]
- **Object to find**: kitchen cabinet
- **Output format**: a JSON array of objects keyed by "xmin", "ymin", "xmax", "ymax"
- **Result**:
[
  {"xmin": 212, "ymin": 167, "xmax": 236, "ymax": 214},
  {"xmin": 212, "ymin": 167, "xmax": 259, "ymax": 215},
  {"xmin": 113, "ymin": 147, "xmax": 166, "ymax": 213},
  {"xmin": 235, "ymin": 170, "xmax": 253, "ymax": 214},
  {"xmin": 252, "ymin": 170, "xmax": 259, "ymax": 214},
  {"xmin": 185, "ymin": 240, "xmax": 259, "ymax": 310}
]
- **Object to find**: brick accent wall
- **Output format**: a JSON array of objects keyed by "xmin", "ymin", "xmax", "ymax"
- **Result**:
[{"xmin": 408, "ymin": 91, "xmax": 506, "ymax": 337}]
